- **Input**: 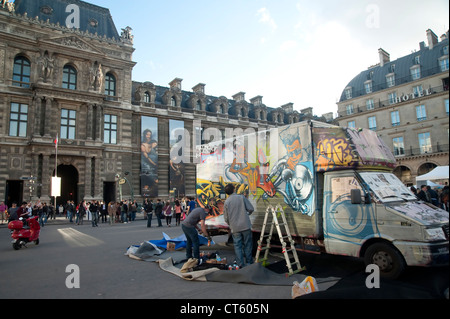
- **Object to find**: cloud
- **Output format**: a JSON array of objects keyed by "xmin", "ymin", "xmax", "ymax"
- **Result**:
[{"xmin": 256, "ymin": 7, "xmax": 277, "ymax": 32}]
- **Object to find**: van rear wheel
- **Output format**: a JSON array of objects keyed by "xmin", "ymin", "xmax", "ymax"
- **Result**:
[{"xmin": 364, "ymin": 242, "xmax": 406, "ymax": 279}]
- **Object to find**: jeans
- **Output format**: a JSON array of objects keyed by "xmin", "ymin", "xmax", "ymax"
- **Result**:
[
  {"xmin": 232, "ymin": 229, "xmax": 253, "ymax": 267},
  {"xmin": 182, "ymin": 224, "xmax": 200, "ymax": 260},
  {"xmin": 146, "ymin": 213, "xmax": 153, "ymax": 227}
]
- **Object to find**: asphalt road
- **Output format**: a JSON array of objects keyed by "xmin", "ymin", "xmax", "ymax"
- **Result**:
[{"xmin": 0, "ymin": 215, "xmax": 448, "ymax": 302}]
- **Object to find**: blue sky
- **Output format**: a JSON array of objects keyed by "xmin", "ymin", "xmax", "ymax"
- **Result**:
[{"xmin": 88, "ymin": 0, "xmax": 449, "ymax": 116}]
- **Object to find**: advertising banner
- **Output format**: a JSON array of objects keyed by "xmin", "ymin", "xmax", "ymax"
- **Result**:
[
  {"xmin": 169, "ymin": 119, "xmax": 186, "ymax": 197},
  {"xmin": 141, "ymin": 116, "xmax": 158, "ymax": 197}
]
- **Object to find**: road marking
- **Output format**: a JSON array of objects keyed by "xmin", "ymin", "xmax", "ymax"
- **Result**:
[{"xmin": 57, "ymin": 228, "xmax": 104, "ymax": 247}]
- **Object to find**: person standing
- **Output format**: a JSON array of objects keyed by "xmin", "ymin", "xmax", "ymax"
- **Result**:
[
  {"xmin": 108, "ymin": 201, "xmax": 116, "ymax": 225},
  {"xmin": 163, "ymin": 201, "xmax": 173, "ymax": 226},
  {"xmin": 144, "ymin": 199, "xmax": 153, "ymax": 227},
  {"xmin": 181, "ymin": 205, "xmax": 211, "ymax": 261},
  {"xmin": 154, "ymin": 199, "xmax": 163, "ymax": 227},
  {"xmin": 77, "ymin": 201, "xmax": 86, "ymax": 225},
  {"xmin": 224, "ymin": 184, "xmax": 255, "ymax": 268},
  {"xmin": 0, "ymin": 201, "xmax": 8, "ymax": 224},
  {"xmin": 90, "ymin": 201, "xmax": 99, "ymax": 227},
  {"xmin": 174, "ymin": 199, "xmax": 182, "ymax": 226}
]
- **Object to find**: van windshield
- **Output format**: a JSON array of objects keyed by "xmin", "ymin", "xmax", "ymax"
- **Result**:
[{"xmin": 359, "ymin": 172, "xmax": 417, "ymax": 203}]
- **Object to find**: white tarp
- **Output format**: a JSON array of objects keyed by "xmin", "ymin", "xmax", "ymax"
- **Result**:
[{"xmin": 416, "ymin": 166, "xmax": 449, "ymax": 182}]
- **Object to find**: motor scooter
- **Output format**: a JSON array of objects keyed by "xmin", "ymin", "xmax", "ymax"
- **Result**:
[{"xmin": 8, "ymin": 216, "xmax": 41, "ymax": 250}]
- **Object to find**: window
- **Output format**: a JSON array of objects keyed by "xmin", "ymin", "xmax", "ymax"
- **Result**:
[
  {"xmin": 104, "ymin": 73, "xmax": 116, "ymax": 96},
  {"xmin": 414, "ymin": 55, "xmax": 420, "ymax": 64},
  {"xmin": 62, "ymin": 65, "xmax": 77, "ymax": 90},
  {"xmin": 418, "ymin": 132, "xmax": 432, "ymax": 154},
  {"xmin": 345, "ymin": 87, "xmax": 352, "ymax": 100},
  {"xmin": 346, "ymin": 104, "xmax": 354, "ymax": 115},
  {"xmin": 388, "ymin": 92, "xmax": 397, "ymax": 105},
  {"xmin": 347, "ymin": 121, "xmax": 356, "ymax": 128},
  {"xmin": 368, "ymin": 116, "xmax": 377, "ymax": 131},
  {"xmin": 393, "ymin": 137, "xmax": 405, "ymax": 156},
  {"xmin": 60, "ymin": 109, "xmax": 76, "ymax": 139},
  {"xmin": 410, "ymin": 66, "xmax": 421, "ymax": 80},
  {"xmin": 196, "ymin": 101, "xmax": 201, "ymax": 111},
  {"xmin": 440, "ymin": 57, "xmax": 449, "ymax": 72},
  {"xmin": 366, "ymin": 99, "xmax": 374, "ymax": 110},
  {"xmin": 144, "ymin": 92, "xmax": 150, "ymax": 103},
  {"xmin": 386, "ymin": 74, "xmax": 395, "ymax": 87},
  {"xmin": 445, "ymin": 99, "xmax": 449, "ymax": 115},
  {"xmin": 12, "ymin": 56, "xmax": 31, "ymax": 88},
  {"xmin": 364, "ymin": 81, "xmax": 372, "ymax": 94},
  {"xmin": 104, "ymin": 114, "xmax": 117, "ymax": 144},
  {"xmin": 390, "ymin": 111, "xmax": 400, "ymax": 126},
  {"xmin": 9, "ymin": 103, "xmax": 28, "ymax": 137},
  {"xmin": 416, "ymin": 105, "xmax": 427, "ymax": 121},
  {"xmin": 170, "ymin": 97, "xmax": 176, "ymax": 107}
]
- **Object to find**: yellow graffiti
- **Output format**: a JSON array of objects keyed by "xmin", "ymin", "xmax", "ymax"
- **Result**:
[
  {"xmin": 196, "ymin": 177, "xmax": 248, "ymax": 217},
  {"xmin": 316, "ymin": 138, "xmax": 354, "ymax": 171}
]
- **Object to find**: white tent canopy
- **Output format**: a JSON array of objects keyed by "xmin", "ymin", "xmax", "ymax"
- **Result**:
[{"xmin": 416, "ymin": 166, "xmax": 449, "ymax": 182}]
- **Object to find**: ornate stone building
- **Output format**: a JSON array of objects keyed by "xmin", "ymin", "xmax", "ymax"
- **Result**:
[
  {"xmin": 337, "ymin": 29, "xmax": 449, "ymax": 186},
  {"xmin": 1, "ymin": 0, "xmax": 331, "ymax": 206}
]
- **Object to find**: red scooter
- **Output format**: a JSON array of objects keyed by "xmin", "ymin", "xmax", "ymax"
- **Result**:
[{"xmin": 8, "ymin": 216, "xmax": 41, "ymax": 250}]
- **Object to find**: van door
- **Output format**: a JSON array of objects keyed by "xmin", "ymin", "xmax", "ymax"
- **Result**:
[{"xmin": 323, "ymin": 172, "xmax": 378, "ymax": 257}]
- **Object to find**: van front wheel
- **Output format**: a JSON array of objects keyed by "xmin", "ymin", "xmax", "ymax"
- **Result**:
[{"xmin": 364, "ymin": 242, "xmax": 406, "ymax": 279}]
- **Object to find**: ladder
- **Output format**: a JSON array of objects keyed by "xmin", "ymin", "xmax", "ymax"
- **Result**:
[{"xmin": 255, "ymin": 205, "xmax": 304, "ymax": 276}]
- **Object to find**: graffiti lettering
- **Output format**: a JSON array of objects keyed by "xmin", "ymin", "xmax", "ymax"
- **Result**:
[{"xmin": 316, "ymin": 137, "xmax": 354, "ymax": 171}]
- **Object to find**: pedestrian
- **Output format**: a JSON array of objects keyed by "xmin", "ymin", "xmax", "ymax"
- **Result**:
[
  {"xmin": 130, "ymin": 200, "xmax": 137, "ymax": 221},
  {"xmin": 163, "ymin": 201, "xmax": 173, "ymax": 226},
  {"xmin": 0, "ymin": 201, "xmax": 8, "ymax": 224},
  {"xmin": 65, "ymin": 200, "xmax": 75, "ymax": 223},
  {"xmin": 7, "ymin": 202, "xmax": 19, "ymax": 222},
  {"xmin": 144, "ymin": 199, "xmax": 153, "ymax": 227},
  {"xmin": 174, "ymin": 199, "xmax": 182, "ymax": 226},
  {"xmin": 120, "ymin": 200, "xmax": 128, "ymax": 223},
  {"xmin": 427, "ymin": 186, "xmax": 439, "ymax": 206},
  {"xmin": 90, "ymin": 200, "xmax": 99, "ymax": 227},
  {"xmin": 440, "ymin": 186, "xmax": 449, "ymax": 211},
  {"xmin": 108, "ymin": 201, "xmax": 116, "ymax": 225},
  {"xmin": 100, "ymin": 201, "xmax": 108, "ymax": 223},
  {"xmin": 417, "ymin": 185, "xmax": 431, "ymax": 203},
  {"xmin": 181, "ymin": 204, "xmax": 212, "ymax": 261},
  {"xmin": 77, "ymin": 201, "xmax": 86, "ymax": 225},
  {"xmin": 154, "ymin": 199, "xmax": 163, "ymax": 227},
  {"xmin": 187, "ymin": 197, "xmax": 196, "ymax": 214},
  {"xmin": 224, "ymin": 183, "xmax": 255, "ymax": 268}
]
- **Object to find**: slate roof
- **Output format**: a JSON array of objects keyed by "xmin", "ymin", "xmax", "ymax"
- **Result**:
[
  {"xmin": 339, "ymin": 36, "xmax": 449, "ymax": 102},
  {"xmin": 14, "ymin": 0, "xmax": 120, "ymax": 40}
]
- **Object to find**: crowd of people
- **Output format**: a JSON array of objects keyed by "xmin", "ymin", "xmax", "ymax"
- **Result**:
[
  {"xmin": 410, "ymin": 184, "xmax": 449, "ymax": 211},
  {"xmin": 0, "ymin": 197, "xmax": 200, "ymax": 227}
]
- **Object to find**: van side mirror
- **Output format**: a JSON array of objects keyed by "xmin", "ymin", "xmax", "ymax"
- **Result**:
[{"xmin": 351, "ymin": 189, "xmax": 362, "ymax": 204}]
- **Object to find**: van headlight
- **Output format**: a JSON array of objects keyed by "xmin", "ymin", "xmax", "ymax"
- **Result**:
[{"xmin": 424, "ymin": 228, "xmax": 447, "ymax": 241}]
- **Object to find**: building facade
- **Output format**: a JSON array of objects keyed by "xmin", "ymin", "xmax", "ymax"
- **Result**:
[
  {"xmin": 337, "ymin": 29, "xmax": 449, "ymax": 186},
  {"xmin": 0, "ymin": 1, "xmax": 330, "ymax": 206}
]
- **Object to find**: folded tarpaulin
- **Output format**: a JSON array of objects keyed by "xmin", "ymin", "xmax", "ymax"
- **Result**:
[{"xmin": 149, "ymin": 232, "xmax": 214, "ymax": 250}]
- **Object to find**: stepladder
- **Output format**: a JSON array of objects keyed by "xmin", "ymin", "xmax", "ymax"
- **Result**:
[{"xmin": 255, "ymin": 204, "xmax": 304, "ymax": 276}]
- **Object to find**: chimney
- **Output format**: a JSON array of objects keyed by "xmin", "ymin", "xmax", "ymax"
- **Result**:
[
  {"xmin": 426, "ymin": 29, "xmax": 438, "ymax": 50},
  {"xmin": 281, "ymin": 103, "xmax": 294, "ymax": 113},
  {"xmin": 192, "ymin": 83, "xmax": 205, "ymax": 95},
  {"xmin": 250, "ymin": 95, "xmax": 263, "ymax": 106},
  {"xmin": 169, "ymin": 78, "xmax": 182, "ymax": 91},
  {"xmin": 232, "ymin": 92, "xmax": 246, "ymax": 102},
  {"xmin": 378, "ymin": 48, "xmax": 390, "ymax": 67},
  {"xmin": 419, "ymin": 41, "xmax": 426, "ymax": 50}
]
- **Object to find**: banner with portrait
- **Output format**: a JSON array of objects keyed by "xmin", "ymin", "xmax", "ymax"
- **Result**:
[
  {"xmin": 169, "ymin": 120, "xmax": 186, "ymax": 198},
  {"xmin": 141, "ymin": 116, "xmax": 158, "ymax": 197}
]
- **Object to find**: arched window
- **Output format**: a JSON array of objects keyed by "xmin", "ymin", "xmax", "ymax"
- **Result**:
[
  {"xmin": 170, "ymin": 97, "xmax": 176, "ymax": 107},
  {"xmin": 13, "ymin": 56, "xmax": 31, "ymax": 88},
  {"xmin": 62, "ymin": 65, "xmax": 77, "ymax": 90},
  {"xmin": 144, "ymin": 92, "xmax": 150, "ymax": 103},
  {"xmin": 104, "ymin": 73, "xmax": 116, "ymax": 96},
  {"xmin": 196, "ymin": 101, "xmax": 202, "ymax": 111}
]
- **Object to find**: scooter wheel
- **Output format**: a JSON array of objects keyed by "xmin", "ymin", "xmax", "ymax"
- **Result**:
[
  {"xmin": 34, "ymin": 239, "xmax": 39, "ymax": 245},
  {"xmin": 13, "ymin": 242, "xmax": 21, "ymax": 250}
]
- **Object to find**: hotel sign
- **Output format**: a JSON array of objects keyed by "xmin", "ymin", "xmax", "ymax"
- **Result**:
[{"xmin": 393, "ymin": 88, "xmax": 432, "ymax": 104}]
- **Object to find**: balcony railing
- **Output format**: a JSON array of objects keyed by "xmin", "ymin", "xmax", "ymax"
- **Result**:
[
  {"xmin": 394, "ymin": 143, "xmax": 449, "ymax": 157},
  {"xmin": 338, "ymin": 83, "xmax": 449, "ymax": 118}
]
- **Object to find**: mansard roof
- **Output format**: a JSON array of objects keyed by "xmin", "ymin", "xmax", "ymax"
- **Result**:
[
  {"xmin": 339, "ymin": 35, "xmax": 448, "ymax": 102},
  {"xmin": 14, "ymin": 0, "xmax": 120, "ymax": 40}
]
